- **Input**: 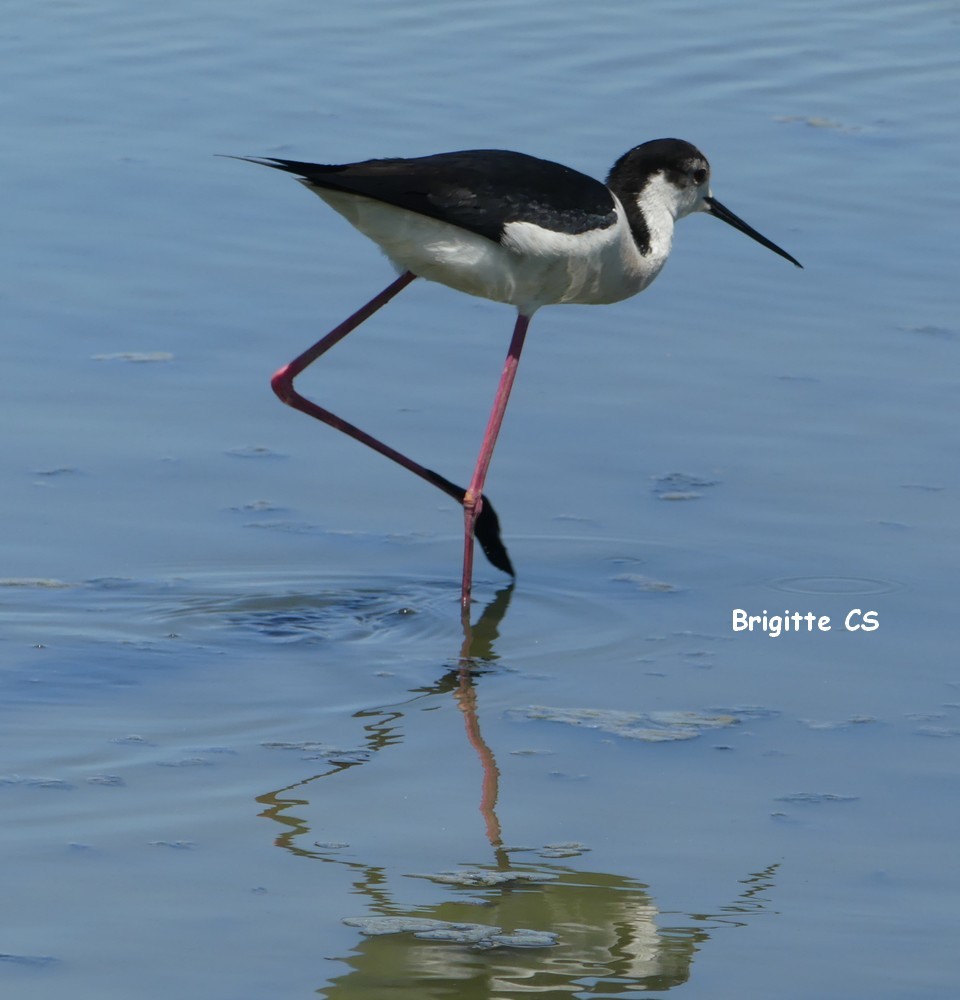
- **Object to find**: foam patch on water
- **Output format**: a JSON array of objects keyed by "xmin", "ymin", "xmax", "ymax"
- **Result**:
[
  {"xmin": 770, "ymin": 576, "xmax": 900, "ymax": 595},
  {"xmin": 342, "ymin": 916, "xmax": 558, "ymax": 949},
  {"xmin": 408, "ymin": 869, "xmax": 558, "ymax": 887},
  {"xmin": 509, "ymin": 706, "xmax": 740, "ymax": 742},
  {"xmin": 91, "ymin": 352, "xmax": 174, "ymax": 363}
]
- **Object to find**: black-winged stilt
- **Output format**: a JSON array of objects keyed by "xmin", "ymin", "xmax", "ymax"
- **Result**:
[{"xmin": 234, "ymin": 139, "xmax": 801, "ymax": 610}]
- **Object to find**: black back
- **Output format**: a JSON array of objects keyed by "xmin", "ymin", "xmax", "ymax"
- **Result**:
[{"xmin": 249, "ymin": 150, "xmax": 618, "ymax": 244}]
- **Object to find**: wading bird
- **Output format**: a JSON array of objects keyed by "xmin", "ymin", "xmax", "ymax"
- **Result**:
[{"xmin": 235, "ymin": 139, "xmax": 801, "ymax": 610}]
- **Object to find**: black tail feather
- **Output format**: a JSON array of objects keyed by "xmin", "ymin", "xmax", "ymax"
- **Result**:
[{"xmin": 222, "ymin": 154, "xmax": 336, "ymax": 179}]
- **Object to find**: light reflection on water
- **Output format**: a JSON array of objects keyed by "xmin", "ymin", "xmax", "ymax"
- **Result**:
[{"xmin": 325, "ymin": 865, "xmax": 782, "ymax": 996}]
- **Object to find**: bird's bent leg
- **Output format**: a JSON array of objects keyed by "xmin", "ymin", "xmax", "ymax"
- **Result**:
[
  {"xmin": 271, "ymin": 271, "xmax": 462, "ymax": 493},
  {"xmin": 269, "ymin": 271, "xmax": 515, "ymax": 584},
  {"xmin": 272, "ymin": 271, "xmax": 417, "ymax": 399},
  {"xmin": 461, "ymin": 313, "xmax": 531, "ymax": 609}
]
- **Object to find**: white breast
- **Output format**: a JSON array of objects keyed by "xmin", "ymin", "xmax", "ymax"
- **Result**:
[{"xmin": 310, "ymin": 187, "xmax": 667, "ymax": 315}]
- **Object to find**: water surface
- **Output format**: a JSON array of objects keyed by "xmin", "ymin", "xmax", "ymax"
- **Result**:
[{"xmin": 2, "ymin": 0, "xmax": 958, "ymax": 996}]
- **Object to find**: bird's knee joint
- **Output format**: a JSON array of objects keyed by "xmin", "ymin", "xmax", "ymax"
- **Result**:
[
  {"xmin": 271, "ymin": 367, "xmax": 295, "ymax": 404},
  {"xmin": 463, "ymin": 490, "xmax": 483, "ymax": 517}
]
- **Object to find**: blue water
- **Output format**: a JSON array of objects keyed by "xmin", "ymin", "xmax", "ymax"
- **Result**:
[{"xmin": 2, "ymin": 0, "xmax": 958, "ymax": 997}]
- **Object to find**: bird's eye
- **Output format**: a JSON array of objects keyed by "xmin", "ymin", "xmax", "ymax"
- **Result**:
[{"xmin": 693, "ymin": 168, "xmax": 707, "ymax": 185}]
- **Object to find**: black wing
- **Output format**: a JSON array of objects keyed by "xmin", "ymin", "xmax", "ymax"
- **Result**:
[{"xmin": 240, "ymin": 150, "xmax": 617, "ymax": 244}]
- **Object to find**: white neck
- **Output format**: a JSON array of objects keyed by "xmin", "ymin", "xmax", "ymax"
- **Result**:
[{"xmin": 633, "ymin": 172, "xmax": 700, "ymax": 262}]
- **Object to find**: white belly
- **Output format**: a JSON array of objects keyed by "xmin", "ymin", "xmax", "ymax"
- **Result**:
[{"xmin": 310, "ymin": 188, "xmax": 665, "ymax": 315}]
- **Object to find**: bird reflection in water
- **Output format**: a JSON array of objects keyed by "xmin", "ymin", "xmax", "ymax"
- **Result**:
[{"xmin": 255, "ymin": 585, "xmax": 780, "ymax": 996}]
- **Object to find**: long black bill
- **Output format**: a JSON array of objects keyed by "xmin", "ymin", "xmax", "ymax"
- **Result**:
[{"xmin": 705, "ymin": 197, "xmax": 802, "ymax": 268}]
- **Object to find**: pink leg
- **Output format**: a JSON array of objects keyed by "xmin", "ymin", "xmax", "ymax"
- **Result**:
[
  {"xmin": 270, "ymin": 271, "xmax": 515, "ymax": 588},
  {"xmin": 272, "ymin": 272, "xmax": 420, "ymax": 467},
  {"xmin": 461, "ymin": 313, "xmax": 531, "ymax": 610}
]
